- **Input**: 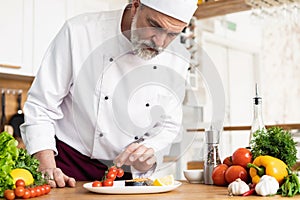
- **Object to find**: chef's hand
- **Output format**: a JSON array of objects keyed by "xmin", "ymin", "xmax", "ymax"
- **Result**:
[
  {"xmin": 41, "ymin": 168, "xmax": 76, "ymax": 188},
  {"xmin": 114, "ymin": 143, "xmax": 156, "ymax": 173},
  {"xmin": 34, "ymin": 150, "xmax": 76, "ymax": 188}
]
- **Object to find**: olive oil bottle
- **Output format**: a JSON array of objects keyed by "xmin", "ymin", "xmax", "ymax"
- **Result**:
[{"xmin": 249, "ymin": 84, "xmax": 266, "ymax": 147}]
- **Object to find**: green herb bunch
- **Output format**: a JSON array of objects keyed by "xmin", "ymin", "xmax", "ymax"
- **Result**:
[
  {"xmin": 0, "ymin": 131, "xmax": 46, "ymax": 197},
  {"xmin": 250, "ymin": 126, "xmax": 297, "ymax": 168}
]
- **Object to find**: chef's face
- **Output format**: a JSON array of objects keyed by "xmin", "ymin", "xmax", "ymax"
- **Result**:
[{"xmin": 131, "ymin": 4, "xmax": 187, "ymax": 60}]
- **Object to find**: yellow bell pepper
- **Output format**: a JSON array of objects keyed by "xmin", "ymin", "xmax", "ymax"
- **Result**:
[{"xmin": 247, "ymin": 155, "xmax": 288, "ymax": 185}]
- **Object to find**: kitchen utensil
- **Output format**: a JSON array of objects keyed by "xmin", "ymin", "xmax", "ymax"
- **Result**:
[
  {"xmin": 1, "ymin": 91, "xmax": 6, "ymax": 132},
  {"xmin": 9, "ymin": 92, "xmax": 24, "ymax": 137},
  {"xmin": 204, "ymin": 126, "xmax": 221, "ymax": 185}
]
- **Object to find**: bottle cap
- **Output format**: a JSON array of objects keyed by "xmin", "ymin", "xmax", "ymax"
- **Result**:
[
  {"xmin": 253, "ymin": 83, "xmax": 262, "ymax": 105},
  {"xmin": 253, "ymin": 96, "xmax": 262, "ymax": 105}
]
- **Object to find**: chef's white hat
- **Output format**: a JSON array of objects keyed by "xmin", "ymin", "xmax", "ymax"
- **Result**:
[{"xmin": 140, "ymin": 0, "xmax": 198, "ymax": 24}]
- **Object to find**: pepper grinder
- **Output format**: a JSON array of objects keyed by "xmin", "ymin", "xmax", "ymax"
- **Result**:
[{"xmin": 204, "ymin": 126, "xmax": 221, "ymax": 184}]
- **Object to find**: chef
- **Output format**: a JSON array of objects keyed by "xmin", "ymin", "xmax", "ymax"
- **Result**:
[{"xmin": 21, "ymin": 0, "xmax": 198, "ymax": 188}]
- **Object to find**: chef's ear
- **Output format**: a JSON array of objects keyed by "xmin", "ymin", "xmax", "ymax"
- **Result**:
[{"xmin": 131, "ymin": 0, "xmax": 141, "ymax": 16}]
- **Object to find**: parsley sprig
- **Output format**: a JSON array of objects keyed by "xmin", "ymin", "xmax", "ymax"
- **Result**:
[{"xmin": 250, "ymin": 126, "xmax": 297, "ymax": 168}]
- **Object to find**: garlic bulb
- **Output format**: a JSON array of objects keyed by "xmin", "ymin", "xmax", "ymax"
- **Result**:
[
  {"xmin": 228, "ymin": 178, "xmax": 250, "ymax": 196},
  {"xmin": 255, "ymin": 175, "xmax": 279, "ymax": 196}
]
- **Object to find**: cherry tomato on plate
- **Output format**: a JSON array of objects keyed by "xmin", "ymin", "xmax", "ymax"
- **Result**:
[
  {"xmin": 92, "ymin": 181, "xmax": 103, "ymax": 187},
  {"xmin": 108, "ymin": 166, "xmax": 118, "ymax": 174},
  {"xmin": 103, "ymin": 179, "xmax": 114, "ymax": 187},
  {"xmin": 106, "ymin": 171, "xmax": 117, "ymax": 180},
  {"xmin": 117, "ymin": 168, "xmax": 124, "ymax": 178}
]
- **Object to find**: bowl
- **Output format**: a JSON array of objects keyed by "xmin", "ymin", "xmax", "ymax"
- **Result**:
[{"xmin": 183, "ymin": 169, "xmax": 204, "ymax": 184}]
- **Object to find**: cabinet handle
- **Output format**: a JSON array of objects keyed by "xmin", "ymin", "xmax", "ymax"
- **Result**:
[{"xmin": 0, "ymin": 64, "xmax": 21, "ymax": 69}]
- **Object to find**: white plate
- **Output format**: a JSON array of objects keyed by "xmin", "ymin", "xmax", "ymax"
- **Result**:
[{"xmin": 83, "ymin": 181, "xmax": 182, "ymax": 194}]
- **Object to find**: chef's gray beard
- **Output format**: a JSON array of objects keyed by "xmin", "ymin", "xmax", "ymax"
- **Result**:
[{"xmin": 131, "ymin": 15, "xmax": 163, "ymax": 60}]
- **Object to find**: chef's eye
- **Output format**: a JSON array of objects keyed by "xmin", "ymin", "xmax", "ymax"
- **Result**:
[{"xmin": 148, "ymin": 18, "xmax": 162, "ymax": 29}]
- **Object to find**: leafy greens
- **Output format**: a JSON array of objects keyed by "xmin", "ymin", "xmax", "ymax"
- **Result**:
[
  {"xmin": 250, "ymin": 126, "xmax": 297, "ymax": 168},
  {"xmin": 0, "ymin": 131, "xmax": 45, "ymax": 197}
]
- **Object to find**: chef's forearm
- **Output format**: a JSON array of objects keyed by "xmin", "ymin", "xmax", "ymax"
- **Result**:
[{"xmin": 34, "ymin": 149, "xmax": 57, "ymax": 170}]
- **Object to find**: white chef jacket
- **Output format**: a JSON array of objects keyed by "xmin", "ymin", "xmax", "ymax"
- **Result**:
[{"xmin": 21, "ymin": 8, "xmax": 191, "ymax": 170}]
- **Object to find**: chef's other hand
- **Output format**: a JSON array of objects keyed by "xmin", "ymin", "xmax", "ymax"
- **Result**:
[
  {"xmin": 114, "ymin": 143, "xmax": 156, "ymax": 173},
  {"xmin": 41, "ymin": 168, "xmax": 76, "ymax": 188}
]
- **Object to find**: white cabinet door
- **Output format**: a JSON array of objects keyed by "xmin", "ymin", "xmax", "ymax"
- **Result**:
[
  {"xmin": 0, "ymin": 0, "xmax": 128, "ymax": 76},
  {"xmin": 0, "ymin": 0, "xmax": 29, "ymax": 75}
]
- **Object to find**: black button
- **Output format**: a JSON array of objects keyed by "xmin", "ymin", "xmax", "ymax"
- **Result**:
[
  {"xmin": 153, "ymin": 66, "xmax": 157, "ymax": 69},
  {"xmin": 187, "ymin": 67, "xmax": 191, "ymax": 71},
  {"xmin": 134, "ymin": 136, "xmax": 139, "ymax": 140},
  {"xmin": 104, "ymin": 96, "xmax": 109, "ymax": 100},
  {"xmin": 109, "ymin": 58, "xmax": 113, "ymax": 62},
  {"xmin": 145, "ymin": 103, "xmax": 150, "ymax": 107},
  {"xmin": 99, "ymin": 133, "xmax": 104, "ymax": 137}
]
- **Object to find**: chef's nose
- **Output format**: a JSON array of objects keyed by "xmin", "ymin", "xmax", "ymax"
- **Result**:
[{"xmin": 152, "ymin": 31, "xmax": 168, "ymax": 48}]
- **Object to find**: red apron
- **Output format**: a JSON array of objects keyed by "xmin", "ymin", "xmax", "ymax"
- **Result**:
[{"xmin": 55, "ymin": 138, "xmax": 132, "ymax": 181}]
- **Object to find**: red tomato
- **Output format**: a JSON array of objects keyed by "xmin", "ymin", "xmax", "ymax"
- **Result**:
[
  {"xmin": 106, "ymin": 171, "xmax": 117, "ymax": 180},
  {"xmin": 212, "ymin": 164, "xmax": 229, "ymax": 186},
  {"xmin": 29, "ymin": 188, "xmax": 36, "ymax": 198},
  {"xmin": 15, "ymin": 179, "xmax": 26, "ymax": 188},
  {"xmin": 35, "ymin": 187, "xmax": 42, "ymax": 197},
  {"xmin": 223, "ymin": 156, "xmax": 233, "ymax": 167},
  {"xmin": 4, "ymin": 190, "xmax": 15, "ymax": 200},
  {"xmin": 44, "ymin": 185, "xmax": 51, "ymax": 194},
  {"xmin": 225, "ymin": 165, "xmax": 248, "ymax": 184},
  {"xmin": 14, "ymin": 186, "xmax": 25, "ymax": 197},
  {"xmin": 108, "ymin": 166, "xmax": 118, "ymax": 174},
  {"xmin": 92, "ymin": 181, "xmax": 103, "ymax": 187},
  {"xmin": 22, "ymin": 189, "xmax": 31, "ymax": 199},
  {"xmin": 39, "ymin": 186, "xmax": 46, "ymax": 195},
  {"xmin": 231, "ymin": 148, "xmax": 252, "ymax": 168},
  {"xmin": 116, "ymin": 168, "xmax": 124, "ymax": 178},
  {"xmin": 103, "ymin": 179, "xmax": 114, "ymax": 187}
]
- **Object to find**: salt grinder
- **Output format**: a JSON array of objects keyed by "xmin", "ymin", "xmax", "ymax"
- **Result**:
[{"xmin": 204, "ymin": 127, "xmax": 221, "ymax": 184}]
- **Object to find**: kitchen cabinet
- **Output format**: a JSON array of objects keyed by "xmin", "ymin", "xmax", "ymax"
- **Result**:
[
  {"xmin": 0, "ymin": 0, "xmax": 31, "ymax": 76},
  {"xmin": 0, "ymin": 0, "xmax": 127, "ymax": 76},
  {"xmin": 195, "ymin": 0, "xmax": 251, "ymax": 20}
]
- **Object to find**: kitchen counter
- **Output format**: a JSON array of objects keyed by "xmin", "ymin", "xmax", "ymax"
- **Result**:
[{"xmin": 35, "ymin": 181, "xmax": 294, "ymax": 200}]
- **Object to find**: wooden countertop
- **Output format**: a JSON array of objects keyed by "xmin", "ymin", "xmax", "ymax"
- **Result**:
[{"xmin": 35, "ymin": 181, "xmax": 297, "ymax": 200}]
